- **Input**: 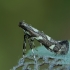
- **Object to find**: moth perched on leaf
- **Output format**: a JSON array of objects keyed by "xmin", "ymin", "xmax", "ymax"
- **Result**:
[{"xmin": 19, "ymin": 21, "xmax": 69, "ymax": 57}]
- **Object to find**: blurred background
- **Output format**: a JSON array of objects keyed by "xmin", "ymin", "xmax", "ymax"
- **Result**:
[{"xmin": 0, "ymin": 0, "xmax": 70, "ymax": 70}]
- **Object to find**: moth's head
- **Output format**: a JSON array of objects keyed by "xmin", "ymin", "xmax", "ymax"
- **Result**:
[
  {"xmin": 19, "ymin": 21, "xmax": 24, "ymax": 27},
  {"xmin": 19, "ymin": 21, "xmax": 29, "ymax": 31}
]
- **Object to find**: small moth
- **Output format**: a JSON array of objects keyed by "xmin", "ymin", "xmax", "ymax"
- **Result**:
[{"xmin": 19, "ymin": 21, "xmax": 69, "ymax": 56}]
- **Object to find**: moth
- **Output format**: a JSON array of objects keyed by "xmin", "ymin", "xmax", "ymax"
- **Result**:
[{"xmin": 19, "ymin": 21, "xmax": 69, "ymax": 58}]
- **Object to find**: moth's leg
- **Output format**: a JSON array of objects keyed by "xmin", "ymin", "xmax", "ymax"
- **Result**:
[
  {"xmin": 23, "ymin": 34, "xmax": 27, "ymax": 58},
  {"xmin": 31, "ymin": 38, "xmax": 38, "ymax": 51},
  {"xmin": 30, "ymin": 38, "xmax": 35, "ymax": 48},
  {"xmin": 28, "ymin": 38, "xmax": 36, "ymax": 61}
]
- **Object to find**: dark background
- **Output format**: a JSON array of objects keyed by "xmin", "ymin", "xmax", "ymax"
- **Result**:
[{"xmin": 0, "ymin": 0, "xmax": 70, "ymax": 70}]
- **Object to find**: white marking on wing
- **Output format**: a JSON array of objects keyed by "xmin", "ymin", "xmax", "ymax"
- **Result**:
[
  {"xmin": 49, "ymin": 45, "xmax": 55, "ymax": 50},
  {"xmin": 35, "ymin": 36, "xmax": 43, "ymax": 40},
  {"xmin": 30, "ymin": 26, "xmax": 39, "ymax": 32},
  {"xmin": 24, "ymin": 23, "xmax": 27, "ymax": 26},
  {"xmin": 46, "ymin": 35, "xmax": 51, "ymax": 41}
]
